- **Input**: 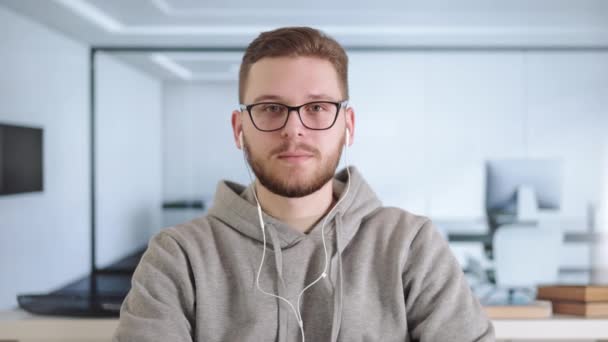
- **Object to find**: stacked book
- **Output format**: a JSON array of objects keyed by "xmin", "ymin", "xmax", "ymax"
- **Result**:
[
  {"xmin": 537, "ymin": 285, "xmax": 608, "ymax": 317},
  {"xmin": 483, "ymin": 299, "xmax": 552, "ymax": 319}
]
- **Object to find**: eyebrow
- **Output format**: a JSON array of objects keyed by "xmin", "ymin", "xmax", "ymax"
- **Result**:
[{"xmin": 251, "ymin": 93, "xmax": 337, "ymax": 103}]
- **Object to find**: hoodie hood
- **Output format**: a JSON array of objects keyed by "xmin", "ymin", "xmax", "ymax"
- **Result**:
[
  {"xmin": 207, "ymin": 166, "xmax": 382, "ymax": 252},
  {"xmin": 207, "ymin": 166, "xmax": 381, "ymax": 341}
]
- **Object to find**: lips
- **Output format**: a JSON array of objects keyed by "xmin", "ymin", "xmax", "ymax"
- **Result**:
[
  {"xmin": 277, "ymin": 151, "xmax": 314, "ymax": 163},
  {"xmin": 277, "ymin": 153, "xmax": 313, "ymax": 158},
  {"xmin": 272, "ymin": 143, "xmax": 317, "ymax": 163}
]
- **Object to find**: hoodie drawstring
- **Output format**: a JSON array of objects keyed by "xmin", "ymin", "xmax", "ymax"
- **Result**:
[
  {"xmin": 267, "ymin": 226, "xmax": 289, "ymax": 342},
  {"xmin": 330, "ymin": 214, "xmax": 345, "ymax": 342},
  {"xmin": 267, "ymin": 216, "xmax": 345, "ymax": 342}
]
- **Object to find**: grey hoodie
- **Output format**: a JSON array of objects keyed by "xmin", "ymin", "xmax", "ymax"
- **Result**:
[{"xmin": 114, "ymin": 166, "xmax": 495, "ymax": 341}]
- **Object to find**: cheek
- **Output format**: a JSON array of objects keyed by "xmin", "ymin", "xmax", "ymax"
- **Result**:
[
  {"xmin": 319, "ymin": 135, "xmax": 343, "ymax": 156},
  {"xmin": 247, "ymin": 135, "xmax": 276, "ymax": 157}
]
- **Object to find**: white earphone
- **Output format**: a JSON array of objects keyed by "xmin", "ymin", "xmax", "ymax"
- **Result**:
[
  {"xmin": 239, "ymin": 126, "xmax": 352, "ymax": 342},
  {"xmin": 345, "ymin": 128, "xmax": 350, "ymax": 147}
]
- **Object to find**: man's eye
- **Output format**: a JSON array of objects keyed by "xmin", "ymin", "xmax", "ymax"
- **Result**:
[
  {"xmin": 305, "ymin": 104, "xmax": 324, "ymax": 112},
  {"xmin": 263, "ymin": 105, "xmax": 282, "ymax": 112}
]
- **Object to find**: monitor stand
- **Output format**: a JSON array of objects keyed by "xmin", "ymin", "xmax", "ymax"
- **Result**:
[{"xmin": 515, "ymin": 185, "xmax": 539, "ymax": 223}]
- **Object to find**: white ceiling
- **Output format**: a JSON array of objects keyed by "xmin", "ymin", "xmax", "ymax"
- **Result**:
[
  {"xmin": 3, "ymin": 0, "xmax": 608, "ymax": 47},
  {"xmin": 109, "ymin": 51, "xmax": 243, "ymax": 82},
  {"xmin": 3, "ymin": 0, "xmax": 608, "ymax": 81}
]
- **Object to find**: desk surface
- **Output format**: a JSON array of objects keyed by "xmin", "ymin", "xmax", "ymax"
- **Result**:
[
  {"xmin": 2, "ymin": 310, "xmax": 608, "ymax": 340},
  {"xmin": 0, "ymin": 310, "xmax": 117, "ymax": 340},
  {"xmin": 493, "ymin": 316, "xmax": 608, "ymax": 340}
]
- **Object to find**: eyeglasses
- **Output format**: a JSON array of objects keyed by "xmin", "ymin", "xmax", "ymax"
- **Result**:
[{"xmin": 239, "ymin": 100, "xmax": 348, "ymax": 132}]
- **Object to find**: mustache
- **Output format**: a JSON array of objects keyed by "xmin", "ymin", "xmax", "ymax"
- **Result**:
[{"xmin": 270, "ymin": 142, "xmax": 319, "ymax": 157}]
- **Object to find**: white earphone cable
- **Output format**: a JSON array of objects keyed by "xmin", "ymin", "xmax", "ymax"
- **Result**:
[{"xmin": 241, "ymin": 127, "xmax": 351, "ymax": 342}]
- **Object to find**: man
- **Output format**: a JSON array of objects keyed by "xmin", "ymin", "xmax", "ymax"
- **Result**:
[{"xmin": 114, "ymin": 27, "xmax": 494, "ymax": 341}]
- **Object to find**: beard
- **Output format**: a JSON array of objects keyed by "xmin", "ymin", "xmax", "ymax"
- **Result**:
[{"xmin": 244, "ymin": 137, "xmax": 344, "ymax": 198}]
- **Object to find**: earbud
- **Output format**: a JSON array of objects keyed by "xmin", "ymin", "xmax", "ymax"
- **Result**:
[
  {"xmin": 345, "ymin": 128, "xmax": 350, "ymax": 147},
  {"xmin": 239, "ymin": 132, "xmax": 244, "ymax": 149}
]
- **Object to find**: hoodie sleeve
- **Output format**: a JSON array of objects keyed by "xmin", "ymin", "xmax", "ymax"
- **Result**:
[
  {"xmin": 113, "ymin": 231, "xmax": 195, "ymax": 342},
  {"xmin": 402, "ymin": 219, "xmax": 495, "ymax": 341}
]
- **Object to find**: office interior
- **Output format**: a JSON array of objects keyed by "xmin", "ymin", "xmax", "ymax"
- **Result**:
[{"xmin": 1, "ymin": 0, "xmax": 608, "ymax": 340}]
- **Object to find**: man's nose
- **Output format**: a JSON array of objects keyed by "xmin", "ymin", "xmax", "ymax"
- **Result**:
[{"xmin": 281, "ymin": 108, "xmax": 305, "ymax": 137}]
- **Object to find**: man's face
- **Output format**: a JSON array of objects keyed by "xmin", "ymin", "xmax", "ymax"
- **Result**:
[{"xmin": 232, "ymin": 56, "xmax": 353, "ymax": 198}]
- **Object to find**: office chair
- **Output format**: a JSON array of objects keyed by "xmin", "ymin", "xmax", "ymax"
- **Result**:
[{"xmin": 483, "ymin": 223, "xmax": 563, "ymax": 305}]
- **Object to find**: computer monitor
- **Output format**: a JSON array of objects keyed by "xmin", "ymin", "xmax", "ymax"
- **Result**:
[{"xmin": 485, "ymin": 159, "xmax": 561, "ymax": 224}]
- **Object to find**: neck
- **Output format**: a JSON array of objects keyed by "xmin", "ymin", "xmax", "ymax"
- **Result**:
[{"xmin": 254, "ymin": 180, "xmax": 335, "ymax": 234}]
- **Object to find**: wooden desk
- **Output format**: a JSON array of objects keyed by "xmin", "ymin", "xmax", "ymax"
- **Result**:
[
  {"xmin": 2, "ymin": 310, "xmax": 608, "ymax": 341},
  {"xmin": 0, "ymin": 310, "xmax": 117, "ymax": 342}
]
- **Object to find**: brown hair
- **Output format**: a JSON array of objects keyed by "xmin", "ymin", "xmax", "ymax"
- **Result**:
[{"xmin": 238, "ymin": 27, "xmax": 349, "ymax": 103}]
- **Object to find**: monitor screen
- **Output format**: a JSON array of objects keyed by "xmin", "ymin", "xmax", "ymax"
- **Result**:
[
  {"xmin": 0, "ymin": 123, "xmax": 44, "ymax": 195},
  {"xmin": 485, "ymin": 159, "xmax": 561, "ymax": 213}
]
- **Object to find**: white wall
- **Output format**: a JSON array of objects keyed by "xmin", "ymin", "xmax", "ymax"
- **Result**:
[
  {"xmin": 0, "ymin": 130, "xmax": 4, "ymax": 192},
  {"xmin": 0, "ymin": 7, "xmax": 89, "ymax": 310},
  {"xmin": 526, "ymin": 52, "xmax": 608, "ymax": 225},
  {"xmin": 603, "ymin": 116, "xmax": 608, "ymax": 233},
  {"xmin": 162, "ymin": 82, "xmax": 248, "ymax": 203},
  {"xmin": 593, "ymin": 114, "xmax": 608, "ymax": 282},
  {"xmin": 96, "ymin": 53, "xmax": 162, "ymax": 268}
]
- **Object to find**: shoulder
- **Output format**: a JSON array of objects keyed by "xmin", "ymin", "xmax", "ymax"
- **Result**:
[
  {"xmin": 362, "ymin": 207, "xmax": 448, "ymax": 257},
  {"xmin": 149, "ymin": 215, "xmax": 216, "ymax": 251},
  {"xmin": 365, "ymin": 206, "xmax": 432, "ymax": 236}
]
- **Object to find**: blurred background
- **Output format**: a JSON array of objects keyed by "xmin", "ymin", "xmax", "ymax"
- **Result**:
[{"xmin": 0, "ymin": 0, "xmax": 607, "ymax": 312}]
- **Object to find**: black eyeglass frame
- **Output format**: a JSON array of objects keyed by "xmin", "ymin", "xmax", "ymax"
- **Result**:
[{"xmin": 239, "ymin": 100, "xmax": 349, "ymax": 132}]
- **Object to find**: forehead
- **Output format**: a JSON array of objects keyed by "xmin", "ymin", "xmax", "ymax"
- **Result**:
[{"xmin": 244, "ymin": 56, "xmax": 342, "ymax": 104}]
